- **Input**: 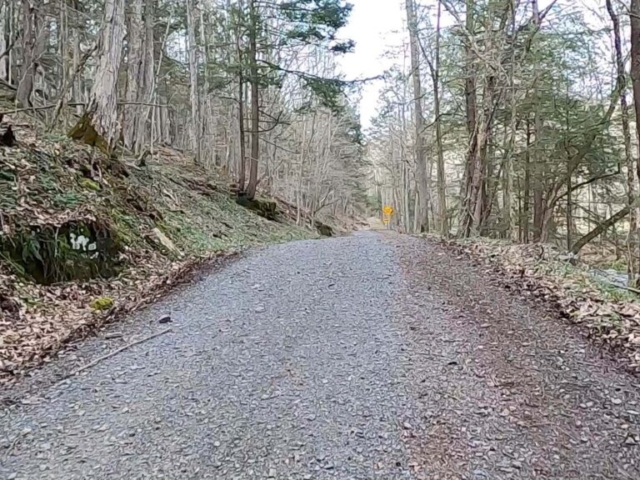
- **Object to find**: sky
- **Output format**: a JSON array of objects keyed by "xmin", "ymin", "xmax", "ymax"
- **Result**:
[
  {"xmin": 335, "ymin": 0, "xmax": 606, "ymax": 130},
  {"xmin": 337, "ymin": 0, "xmax": 406, "ymax": 130}
]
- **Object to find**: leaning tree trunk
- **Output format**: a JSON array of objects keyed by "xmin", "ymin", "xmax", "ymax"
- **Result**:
[
  {"xmin": 571, "ymin": 200, "xmax": 640, "ymax": 255},
  {"xmin": 405, "ymin": 0, "xmax": 429, "ymax": 233},
  {"xmin": 68, "ymin": 0, "xmax": 125, "ymax": 151}
]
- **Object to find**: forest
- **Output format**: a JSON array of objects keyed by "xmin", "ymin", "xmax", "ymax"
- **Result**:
[
  {"xmin": 0, "ymin": 0, "xmax": 368, "ymax": 226},
  {"xmin": 370, "ymin": 0, "xmax": 640, "ymax": 287},
  {"xmin": 3, "ymin": 0, "xmax": 640, "ymax": 287}
]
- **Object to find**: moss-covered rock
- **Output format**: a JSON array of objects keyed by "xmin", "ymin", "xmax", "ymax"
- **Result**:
[
  {"xmin": 0, "ymin": 220, "xmax": 122, "ymax": 285},
  {"xmin": 316, "ymin": 222, "xmax": 333, "ymax": 237},
  {"xmin": 90, "ymin": 297, "xmax": 114, "ymax": 311},
  {"xmin": 236, "ymin": 194, "xmax": 278, "ymax": 221}
]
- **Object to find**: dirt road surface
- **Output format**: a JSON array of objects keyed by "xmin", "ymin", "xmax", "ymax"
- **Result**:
[{"xmin": 1, "ymin": 232, "xmax": 640, "ymax": 479}]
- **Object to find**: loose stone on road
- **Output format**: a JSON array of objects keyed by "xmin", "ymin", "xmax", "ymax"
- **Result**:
[{"xmin": 1, "ymin": 232, "xmax": 640, "ymax": 479}]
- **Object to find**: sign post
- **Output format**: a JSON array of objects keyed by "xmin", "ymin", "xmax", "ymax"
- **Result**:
[{"xmin": 382, "ymin": 205, "xmax": 395, "ymax": 228}]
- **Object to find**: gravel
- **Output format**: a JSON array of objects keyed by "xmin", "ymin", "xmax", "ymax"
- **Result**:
[
  {"xmin": 0, "ymin": 233, "xmax": 416, "ymax": 479},
  {"xmin": 394, "ymin": 234, "xmax": 640, "ymax": 479},
  {"xmin": 1, "ymin": 231, "xmax": 639, "ymax": 479}
]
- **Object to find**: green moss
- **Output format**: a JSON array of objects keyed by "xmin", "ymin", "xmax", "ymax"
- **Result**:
[
  {"xmin": 39, "ymin": 172, "xmax": 61, "ymax": 193},
  {"xmin": 79, "ymin": 178, "xmax": 101, "ymax": 191},
  {"xmin": 111, "ymin": 211, "xmax": 140, "ymax": 246},
  {"xmin": 91, "ymin": 297, "xmax": 114, "ymax": 311},
  {"xmin": 68, "ymin": 113, "xmax": 110, "ymax": 153},
  {"xmin": 0, "ymin": 222, "xmax": 123, "ymax": 284},
  {"xmin": 53, "ymin": 191, "xmax": 81, "ymax": 208}
]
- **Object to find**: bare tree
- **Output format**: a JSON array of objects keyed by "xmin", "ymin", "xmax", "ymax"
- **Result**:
[
  {"xmin": 405, "ymin": 0, "xmax": 429, "ymax": 233},
  {"xmin": 187, "ymin": 0, "xmax": 201, "ymax": 162}
]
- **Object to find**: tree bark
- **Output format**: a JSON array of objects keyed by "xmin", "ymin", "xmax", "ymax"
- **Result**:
[
  {"xmin": 405, "ymin": 0, "xmax": 429, "ymax": 233},
  {"xmin": 134, "ymin": 0, "xmax": 155, "ymax": 154},
  {"xmin": 460, "ymin": 0, "xmax": 478, "ymax": 237},
  {"xmin": 523, "ymin": 116, "xmax": 531, "ymax": 242},
  {"xmin": 246, "ymin": 0, "xmax": 259, "ymax": 200},
  {"xmin": 571, "ymin": 201, "xmax": 639, "ymax": 255},
  {"xmin": 433, "ymin": 0, "xmax": 447, "ymax": 237},
  {"xmin": 123, "ymin": 0, "xmax": 144, "ymax": 151},
  {"xmin": 234, "ymin": 0, "xmax": 247, "ymax": 192},
  {"xmin": 531, "ymin": 0, "xmax": 545, "ymax": 242},
  {"xmin": 16, "ymin": 0, "xmax": 38, "ymax": 107},
  {"xmin": 0, "ymin": 1, "xmax": 9, "ymax": 80},
  {"xmin": 628, "ymin": 0, "xmax": 640, "ymax": 285},
  {"xmin": 69, "ymin": 0, "xmax": 125, "ymax": 150},
  {"xmin": 187, "ymin": 0, "xmax": 200, "ymax": 162}
]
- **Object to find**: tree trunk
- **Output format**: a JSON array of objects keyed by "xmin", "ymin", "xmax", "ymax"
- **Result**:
[
  {"xmin": 123, "ymin": 0, "xmax": 144, "ymax": 151},
  {"xmin": 71, "ymin": 3, "xmax": 82, "ymax": 115},
  {"xmin": 523, "ymin": 116, "xmax": 531, "ymax": 242},
  {"xmin": 503, "ymin": 4, "xmax": 517, "ymax": 240},
  {"xmin": 433, "ymin": 0, "xmax": 447, "ymax": 237},
  {"xmin": 134, "ymin": 0, "xmax": 155, "ymax": 154},
  {"xmin": 69, "ymin": 0, "xmax": 125, "ymax": 150},
  {"xmin": 566, "ymin": 171, "xmax": 572, "ymax": 250},
  {"xmin": 571, "ymin": 202, "xmax": 638, "ymax": 255},
  {"xmin": 246, "ymin": 0, "xmax": 259, "ymax": 200},
  {"xmin": 234, "ymin": 1, "xmax": 246, "ymax": 192},
  {"xmin": 531, "ymin": 0, "xmax": 545, "ymax": 243},
  {"xmin": 625, "ymin": 0, "xmax": 640, "ymax": 285},
  {"xmin": 16, "ymin": 0, "xmax": 38, "ymax": 107},
  {"xmin": 460, "ymin": 0, "xmax": 478, "ymax": 237},
  {"xmin": 405, "ymin": 0, "xmax": 429, "ymax": 233},
  {"xmin": 187, "ymin": 0, "xmax": 200, "ymax": 162},
  {"xmin": 1, "ymin": 1, "xmax": 9, "ymax": 80}
]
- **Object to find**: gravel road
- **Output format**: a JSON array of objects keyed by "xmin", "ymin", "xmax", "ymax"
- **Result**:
[{"xmin": 1, "ymin": 232, "xmax": 640, "ymax": 479}]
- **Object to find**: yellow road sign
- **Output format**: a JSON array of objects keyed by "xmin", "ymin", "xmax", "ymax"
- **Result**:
[{"xmin": 383, "ymin": 205, "xmax": 394, "ymax": 216}]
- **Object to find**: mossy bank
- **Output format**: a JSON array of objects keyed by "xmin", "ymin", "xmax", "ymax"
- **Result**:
[{"xmin": 0, "ymin": 127, "xmax": 315, "ymax": 380}]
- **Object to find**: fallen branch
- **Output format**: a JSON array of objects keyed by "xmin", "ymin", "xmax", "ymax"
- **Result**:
[
  {"xmin": 614, "ymin": 284, "xmax": 640, "ymax": 295},
  {"xmin": 62, "ymin": 328, "xmax": 172, "ymax": 380}
]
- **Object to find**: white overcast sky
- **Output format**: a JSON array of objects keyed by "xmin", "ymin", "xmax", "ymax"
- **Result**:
[
  {"xmin": 337, "ymin": 0, "xmax": 406, "ymax": 130},
  {"xmin": 336, "ymin": 0, "xmax": 607, "ymax": 130}
]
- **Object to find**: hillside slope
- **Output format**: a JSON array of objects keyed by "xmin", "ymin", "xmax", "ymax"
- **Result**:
[{"xmin": 0, "ymin": 120, "xmax": 315, "ymax": 381}]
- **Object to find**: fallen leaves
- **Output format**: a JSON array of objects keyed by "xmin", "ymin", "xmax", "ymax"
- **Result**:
[
  {"xmin": 0, "ymin": 249, "xmax": 237, "ymax": 384},
  {"xmin": 430, "ymin": 236, "xmax": 640, "ymax": 373}
]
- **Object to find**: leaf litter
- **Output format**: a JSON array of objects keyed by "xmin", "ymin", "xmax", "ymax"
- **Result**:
[{"xmin": 424, "ymin": 234, "xmax": 640, "ymax": 373}]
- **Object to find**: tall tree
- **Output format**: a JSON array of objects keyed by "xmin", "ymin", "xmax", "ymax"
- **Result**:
[
  {"xmin": 405, "ymin": 0, "xmax": 429, "ymax": 233},
  {"xmin": 460, "ymin": 0, "xmax": 478, "ymax": 236},
  {"xmin": 69, "ymin": 0, "xmax": 126, "ymax": 150},
  {"xmin": 123, "ymin": 0, "xmax": 145, "ymax": 151},
  {"xmin": 16, "ymin": 0, "xmax": 40, "ymax": 107},
  {"xmin": 607, "ymin": 0, "xmax": 637, "ymax": 285},
  {"xmin": 433, "ymin": 0, "xmax": 448, "ymax": 237},
  {"xmin": 236, "ymin": 0, "xmax": 354, "ymax": 200},
  {"xmin": 631, "ymin": 0, "xmax": 640, "ymax": 284},
  {"xmin": 187, "ymin": 0, "xmax": 201, "ymax": 162}
]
